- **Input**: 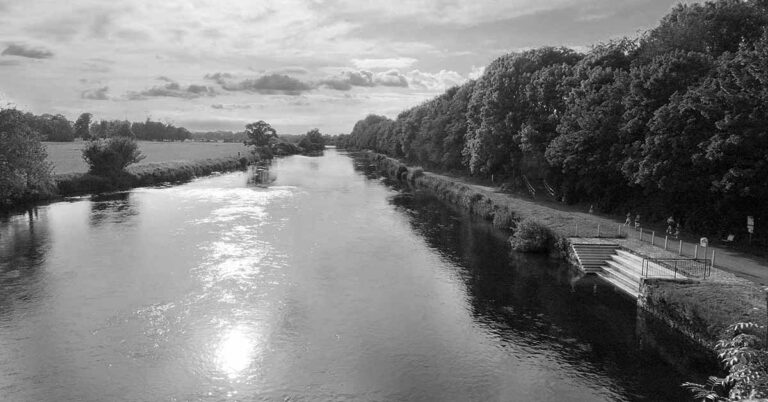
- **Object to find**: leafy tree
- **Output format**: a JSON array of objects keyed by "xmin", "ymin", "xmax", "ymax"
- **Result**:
[
  {"xmin": 74, "ymin": 113, "xmax": 92, "ymax": 140},
  {"xmin": 298, "ymin": 128, "xmax": 325, "ymax": 152},
  {"xmin": 244, "ymin": 120, "xmax": 278, "ymax": 159},
  {"xmin": 82, "ymin": 137, "xmax": 145, "ymax": 175},
  {"xmin": 0, "ymin": 109, "xmax": 54, "ymax": 205},
  {"xmin": 40, "ymin": 114, "xmax": 74, "ymax": 142}
]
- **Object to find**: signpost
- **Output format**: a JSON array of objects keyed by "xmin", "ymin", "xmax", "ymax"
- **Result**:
[{"xmin": 748, "ymin": 216, "xmax": 754, "ymax": 244}]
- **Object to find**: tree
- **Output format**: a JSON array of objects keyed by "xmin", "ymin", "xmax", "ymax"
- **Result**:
[
  {"xmin": 298, "ymin": 128, "xmax": 325, "ymax": 152},
  {"xmin": 74, "ymin": 113, "xmax": 92, "ymax": 140},
  {"xmin": 41, "ymin": 114, "xmax": 74, "ymax": 142},
  {"xmin": 0, "ymin": 109, "xmax": 54, "ymax": 205},
  {"xmin": 82, "ymin": 137, "xmax": 145, "ymax": 175},
  {"xmin": 244, "ymin": 120, "xmax": 278, "ymax": 159}
]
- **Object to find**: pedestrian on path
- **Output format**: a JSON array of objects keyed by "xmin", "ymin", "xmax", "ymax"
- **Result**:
[
  {"xmin": 634, "ymin": 214, "xmax": 641, "ymax": 230},
  {"xmin": 674, "ymin": 223, "xmax": 680, "ymax": 239},
  {"xmin": 666, "ymin": 216, "xmax": 675, "ymax": 235},
  {"xmin": 625, "ymin": 212, "xmax": 631, "ymax": 226}
]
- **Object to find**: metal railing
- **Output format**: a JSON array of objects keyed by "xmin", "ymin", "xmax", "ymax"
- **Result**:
[{"xmin": 641, "ymin": 257, "xmax": 711, "ymax": 279}]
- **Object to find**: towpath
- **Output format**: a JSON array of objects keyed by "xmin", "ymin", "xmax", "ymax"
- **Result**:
[{"xmin": 426, "ymin": 171, "xmax": 768, "ymax": 286}]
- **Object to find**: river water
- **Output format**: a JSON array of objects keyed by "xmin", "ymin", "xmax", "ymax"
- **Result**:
[{"xmin": 0, "ymin": 149, "xmax": 717, "ymax": 401}]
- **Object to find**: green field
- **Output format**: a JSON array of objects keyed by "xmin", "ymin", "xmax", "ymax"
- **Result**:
[{"xmin": 45, "ymin": 141, "xmax": 250, "ymax": 174}]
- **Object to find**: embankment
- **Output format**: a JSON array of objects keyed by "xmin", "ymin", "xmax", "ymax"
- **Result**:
[
  {"xmin": 362, "ymin": 151, "xmax": 767, "ymax": 352},
  {"xmin": 55, "ymin": 156, "xmax": 255, "ymax": 197}
]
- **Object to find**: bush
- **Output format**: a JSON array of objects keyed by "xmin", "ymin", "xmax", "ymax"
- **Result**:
[
  {"xmin": 82, "ymin": 137, "xmax": 145, "ymax": 175},
  {"xmin": 509, "ymin": 218, "xmax": 555, "ymax": 253}
]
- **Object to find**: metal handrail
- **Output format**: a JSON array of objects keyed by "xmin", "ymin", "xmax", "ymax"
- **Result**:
[{"xmin": 641, "ymin": 256, "xmax": 711, "ymax": 279}]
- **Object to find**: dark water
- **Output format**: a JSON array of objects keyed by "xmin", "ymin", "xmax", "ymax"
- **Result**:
[{"xmin": 0, "ymin": 149, "xmax": 717, "ymax": 401}]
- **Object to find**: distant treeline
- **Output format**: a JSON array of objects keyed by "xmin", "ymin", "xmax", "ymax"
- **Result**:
[
  {"xmin": 190, "ymin": 130, "xmax": 246, "ymax": 143},
  {"xmin": 339, "ymin": 0, "xmax": 768, "ymax": 236},
  {"xmin": 12, "ymin": 111, "xmax": 194, "ymax": 142}
]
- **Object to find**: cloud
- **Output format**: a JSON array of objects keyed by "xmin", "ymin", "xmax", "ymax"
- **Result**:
[
  {"xmin": 126, "ymin": 78, "xmax": 216, "ymax": 100},
  {"xmin": 352, "ymin": 57, "xmax": 418, "ymax": 69},
  {"xmin": 468, "ymin": 65, "xmax": 486, "ymax": 80},
  {"xmin": 406, "ymin": 69, "xmax": 465, "ymax": 91},
  {"xmin": 1, "ymin": 44, "xmax": 54, "ymax": 59},
  {"xmin": 205, "ymin": 73, "xmax": 313, "ymax": 95},
  {"xmin": 81, "ymin": 86, "xmax": 110, "ymax": 100},
  {"xmin": 374, "ymin": 70, "xmax": 408, "ymax": 87},
  {"xmin": 211, "ymin": 103, "xmax": 252, "ymax": 110}
]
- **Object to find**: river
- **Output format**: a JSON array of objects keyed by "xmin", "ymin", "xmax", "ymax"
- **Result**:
[{"xmin": 0, "ymin": 149, "xmax": 717, "ymax": 401}]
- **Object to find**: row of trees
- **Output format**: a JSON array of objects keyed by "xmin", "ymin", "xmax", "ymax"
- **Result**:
[
  {"xmin": 9, "ymin": 112, "xmax": 192, "ymax": 142},
  {"xmin": 340, "ymin": 0, "xmax": 768, "ymax": 235}
]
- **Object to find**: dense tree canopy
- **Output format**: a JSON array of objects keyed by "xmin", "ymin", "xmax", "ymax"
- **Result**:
[
  {"xmin": 340, "ymin": 0, "xmax": 768, "ymax": 237},
  {"xmin": 0, "ymin": 109, "xmax": 54, "ymax": 206}
]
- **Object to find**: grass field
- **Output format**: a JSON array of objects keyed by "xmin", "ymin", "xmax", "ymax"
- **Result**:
[{"xmin": 45, "ymin": 141, "xmax": 250, "ymax": 174}]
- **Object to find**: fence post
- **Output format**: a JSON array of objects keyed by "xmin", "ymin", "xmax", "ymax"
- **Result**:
[
  {"xmin": 639, "ymin": 229, "xmax": 643, "ymax": 242},
  {"xmin": 711, "ymin": 249, "xmax": 716, "ymax": 268},
  {"xmin": 678, "ymin": 240, "xmax": 683, "ymax": 256},
  {"xmin": 664, "ymin": 236, "xmax": 668, "ymax": 250},
  {"xmin": 651, "ymin": 231, "xmax": 655, "ymax": 246},
  {"xmin": 617, "ymin": 225, "xmax": 621, "ymax": 237},
  {"xmin": 694, "ymin": 244, "xmax": 698, "ymax": 259},
  {"xmin": 575, "ymin": 224, "xmax": 578, "ymax": 237},
  {"xmin": 597, "ymin": 224, "xmax": 601, "ymax": 237}
]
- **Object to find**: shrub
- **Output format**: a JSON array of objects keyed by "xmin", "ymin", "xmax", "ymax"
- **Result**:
[
  {"xmin": 509, "ymin": 218, "xmax": 555, "ymax": 252},
  {"xmin": 82, "ymin": 137, "xmax": 145, "ymax": 175}
]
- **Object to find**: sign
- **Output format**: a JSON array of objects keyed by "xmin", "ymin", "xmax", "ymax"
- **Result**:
[
  {"xmin": 700, "ymin": 237, "xmax": 708, "ymax": 248},
  {"xmin": 748, "ymin": 216, "xmax": 754, "ymax": 234}
]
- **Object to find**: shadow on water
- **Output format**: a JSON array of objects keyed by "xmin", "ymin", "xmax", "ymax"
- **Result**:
[
  {"xmin": 88, "ymin": 192, "xmax": 138, "ymax": 227},
  {"xmin": 0, "ymin": 208, "xmax": 51, "ymax": 317},
  {"xmin": 383, "ymin": 183, "xmax": 720, "ymax": 401}
]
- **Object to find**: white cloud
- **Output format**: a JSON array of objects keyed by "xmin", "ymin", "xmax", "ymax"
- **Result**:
[{"xmin": 406, "ymin": 69, "xmax": 465, "ymax": 91}]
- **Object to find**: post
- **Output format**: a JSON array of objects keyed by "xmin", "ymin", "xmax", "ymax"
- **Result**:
[
  {"xmin": 597, "ymin": 224, "xmax": 601, "ymax": 237},
  {"xmin": 651, "ymin": 231, "xmax": 655, "ymax": 246},
  {"xmin": 575, "ymin": 224, "xmax": 578, "ymax": 237},
  {"xmin": 711, "ymin": 249, "xmax": 716, "ymax": 267},
  {"xmin": 694, "ymin": 244, "xmax": 698, "ymax": 259},
  {"xmin": 678, "ymin": 240, "xmax": 683, "ymax": 256},
  {"xmin": 664, "ymin": 236, "xmax": 668, "ymax": 250},
  {"xmin": 639, "ymin": 229, "xmax": 643, "ymax": 242},
  {"xmin": 617, "ymin": 225, "xmax": 621, "ymax": 237}
]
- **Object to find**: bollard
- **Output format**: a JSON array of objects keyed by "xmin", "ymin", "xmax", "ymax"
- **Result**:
[
  {"xmin": 575, "ymin": 224, "xmax": 578, "ymax": 237},
  {"xmin": 694, "ymin": 244, "xmax": 698, "ymax": 259},
  {"xmin": 664, "ymin": 236, "xmax": 668, "ymax": 250},
  {"xmin": 617, "ymin": 225, "xmax": 621, "ymax": 237},
  {"xmin": 651, "ymin": 231, "xmax": 655, "ymax": 246},
  {"xmin": 678, "ymin": 240, "xmax": 683, "ymax": 256},
  {"xmin": 712, "ymin": 249, "xmax": 716, "ymax": 267},
  {"xmin": 597, "ymin": 224, "xmax": 601, "ymax": 237},
  {"xmin": 640, "ymin": 229, "xmax": 643, "ymax": 242}
]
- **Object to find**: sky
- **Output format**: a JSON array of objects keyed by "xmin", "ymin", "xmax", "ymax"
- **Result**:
[{"xmin": 0, "ymin": 0, "xmax": 694, "ymax": 134}]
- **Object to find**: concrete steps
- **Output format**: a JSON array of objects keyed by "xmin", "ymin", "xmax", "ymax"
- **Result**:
[{"xmin": 571, "ymin": 243, "xmax": 619, "ymax": 273}]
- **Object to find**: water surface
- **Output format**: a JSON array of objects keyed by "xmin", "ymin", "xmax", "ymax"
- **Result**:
[{"xmin": 0, "ymin": 149, "xmax": 717, "ymax": 401}]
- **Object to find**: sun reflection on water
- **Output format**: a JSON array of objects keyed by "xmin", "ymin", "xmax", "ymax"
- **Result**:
[{"xmin": 215, "ymin": 326, "xmax": 258, "ymax": 379}]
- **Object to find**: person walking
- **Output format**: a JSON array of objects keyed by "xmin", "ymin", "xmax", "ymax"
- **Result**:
[
  {"xmin": 666, "ymin": 216, "xmax": 675, "ymax": 235},
  {"xmin": 634, "ymin": 214, "xmax": 641, "ymax": 230},
  {"xmin": 625, "ymin": 212, "xmax": 631, "ymax": 226}
]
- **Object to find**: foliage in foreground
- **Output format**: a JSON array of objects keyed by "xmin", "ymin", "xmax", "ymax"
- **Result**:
[
  {"xmin": 0, "ymin": 109, "xmax": 55, "ymax": 206},
  {"xmin": 82, "ymin": 136, "xmax": 146, "ymax": 175},
  {"xmin": 684, "ymin": 322, "xmax": 768, "ymax": 401}
]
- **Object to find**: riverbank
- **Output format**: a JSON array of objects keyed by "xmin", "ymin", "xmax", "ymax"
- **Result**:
[
  {"xmin": 361, "ymin": 151, "xmax": 766, "ymax": 351},
  {"xmin": 55, "ymin": 156, "xmax": 256, "ymax": 197}
]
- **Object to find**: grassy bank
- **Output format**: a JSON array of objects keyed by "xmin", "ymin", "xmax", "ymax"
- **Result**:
[
  {"xmin": 45, "ymin": 140, "xmax": 250, "ymax": 174},
  {"xmin": 641, "ymin": 279, "xmax": 766, "ymax": 349},
  {"xmin": 55, "ymin": 156, "xmax": 254, "ymax": 196}
]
